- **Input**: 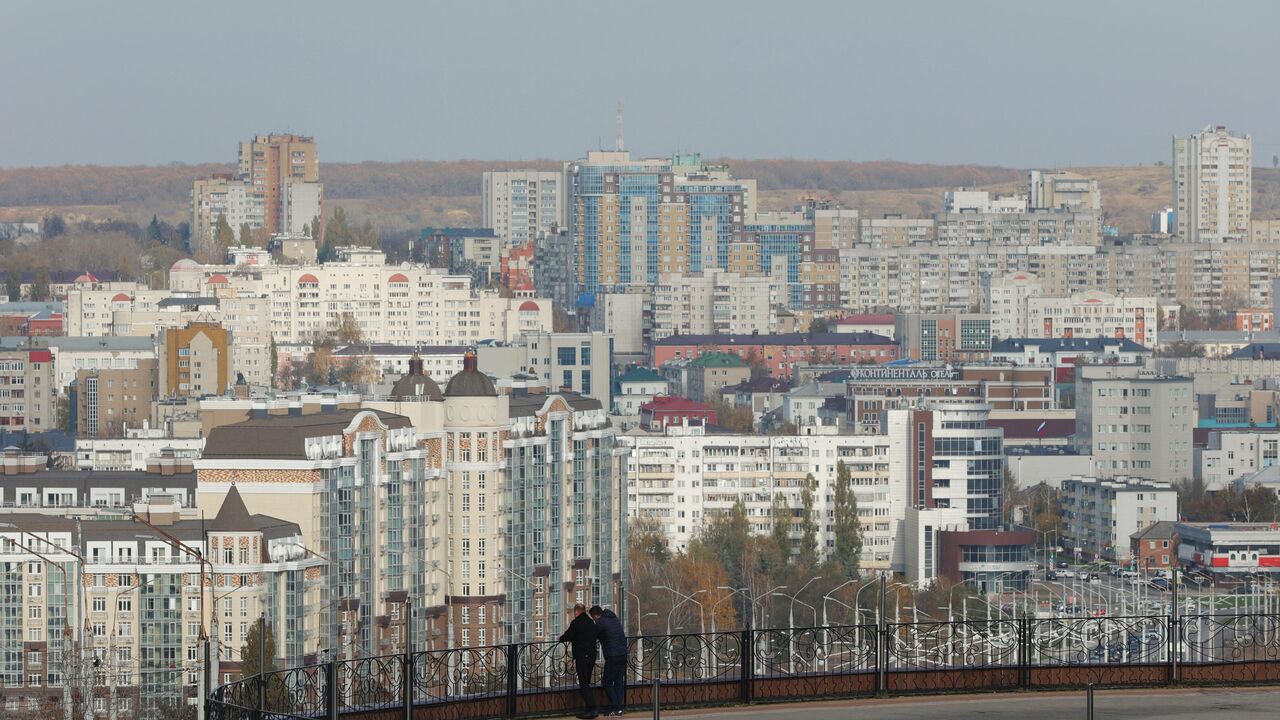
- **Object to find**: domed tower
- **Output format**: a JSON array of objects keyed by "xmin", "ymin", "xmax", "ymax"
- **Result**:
[
  {"xmin": 390, "ymin": 351, "xmax": 443, "ymax": 401},
  {"xmin": 442, "ymin": 350, "xmax": 510, "ymax": 646}
]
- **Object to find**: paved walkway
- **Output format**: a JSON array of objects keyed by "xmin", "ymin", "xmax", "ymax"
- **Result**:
[{"xmin": 657, "ymin": 688, "xmax": 1280, "ymax": 719}]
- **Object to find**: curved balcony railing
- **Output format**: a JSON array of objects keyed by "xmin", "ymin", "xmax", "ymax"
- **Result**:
[{"xmin": 208, "ymin": 613, "xmax": 1280, "ymax": 720}]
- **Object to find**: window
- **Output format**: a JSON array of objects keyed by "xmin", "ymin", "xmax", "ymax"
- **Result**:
[
  {"xmin": 557, "ymin": 347, "xmax": 576, "ymax": 366},
  {"xmin": 117, "ymin": 598, "xmax": 131, "ymax": 613},
  {"xmin": 93, "ymin": 598, "xmax": 106, "ymax": 613}
]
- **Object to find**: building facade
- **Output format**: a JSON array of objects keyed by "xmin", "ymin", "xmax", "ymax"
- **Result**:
[
  {"xmin": 1173, "ymin": 125, "xmax": 1251, "ymax": 243},
  {"xmin": 1060, "ymin": 476, "xmax": 1179, "ymax": 561},
  {"xmin": 482, "ymin": 170, "xmax": 565, "ymax": 243},
  {"xmin": 1074, "ymin": 366, "xmax": 1194, "ymax": 484}
]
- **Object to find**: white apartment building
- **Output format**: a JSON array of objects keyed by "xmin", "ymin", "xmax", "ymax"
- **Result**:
[
  {"xmin": 482, "ymin": 170, "xmax": 565, "ymax": 243},
  {"xmin": 190, "ymin": 177, "xmax": 266, "ymax": 260},
  {"xmin": 283, "ymin": 178, "xmax": 324, "ymax": 237},
  {"xmin": 623, "ymin": 402, "xmax": 1005, "ymax": 574},
  {"xmin": 1026, "ymin": 290, "xmax": 1159, "ymax": 347},
  {"xmin": 1173, "ymin": 125, "xmax": 1251, "ymax": 243},
  {"xmin": 622, "ymin": 422, "xmax": 911, "ymax": 574},
  {"xmin": 986, "ymin": 272, "xmax": 1043, "ymax": 339},
  {"xmin": 0, "ymin": 346, "xmax": 57, "ymax": 432},
  {"xmin": 1060, "ymin": 476, "xmax": 1179, "ymax": 561},
  {"xmin": 475, "ymin": 331, "xmax": 613, "ymax": 409},
  {"xmin": 942, "ymin": 189, "xmax": 1027, "ymax": 214},
  {"xmin": 1199, "ymin": 430, "xmax": 1280, "ymax": 491},
  {"xmin": 651, "ymin": 269, "xmax": 782, "ymax": 342},
  {"xmin": 168, "ymin": 251, "xmax": 554, "ymax": 347},
  {"xmin": 65, "ymin": 283, "xmax": 173, "ymax": 337},
  {"xmin": 1074, "ymin": 366, "xmax": 1194, "ymax": 484},
  {"xmin": 1029, "ymin": 170, "xmax": 1101, "ymax": 211}
]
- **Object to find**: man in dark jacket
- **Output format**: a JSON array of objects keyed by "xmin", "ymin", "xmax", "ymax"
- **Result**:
[
  {"xmin": 559, "ymin": 603, "xmax": 599, "ymax": 718},
  {"xmin": 590, "ymin": 606, "xmax": 627, "ymax": 716}
]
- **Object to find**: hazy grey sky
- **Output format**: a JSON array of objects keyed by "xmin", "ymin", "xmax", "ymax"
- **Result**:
[{"xmin": 3, "ymin": 0, "xmax": 1278, "ymax": 168}]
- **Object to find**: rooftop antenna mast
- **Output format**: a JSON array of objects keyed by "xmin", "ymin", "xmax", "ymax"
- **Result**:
[{"xmin": 615, "ymin": 102, "xmax": 625, "ymax": 152}]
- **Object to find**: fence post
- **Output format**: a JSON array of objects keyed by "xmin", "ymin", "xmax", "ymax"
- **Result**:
[
  {"xmin": 403, "ymin": 650, "xmax": 414, "ymax": 720},
  {"xmin": 738, "ymin": 628, "xmax": 753, "ymax": 704},
  {"xmin": 1169, "ymin": 569, "xmax": 1180, "ymax": 685},
  {"xmin": 326, "ymin": 660, "xmax": 339, "ymax": 720},
  {"xmin": 505, "ymin": 643, "xmax": 520, "ymax": 718},
  {"xmin": 1017, "ymin": 617, "xmax": 1029, "ymax": 689},
  {"xmin": 651, "ymin": 678, "xmax": 661, "ymax": 720},
  {"xmin": 876, "ymin": 576, "xmax": 887, "ymax": 696},
  {"xmin": 255, "ymin": 671, "xmax": 265, "ymax": 720}
]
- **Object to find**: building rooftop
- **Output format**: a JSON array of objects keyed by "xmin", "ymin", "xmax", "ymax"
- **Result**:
[
  {"xmin": 835, "ymin": 313, "xmax": 895, "ymax": 325},
  {"xmin": 723, "ymin": 377, "xmax": 792, "ymax": 394},
  {"xmin": 689, "ymin": 352, "xmax": 748, "ymax": 368},
  {"xmin": 655, "ymin": 331, "xmax": 894, "ymax": 346},
  {"xmin": 157, "ymin": 296, "xmax": 219, "ymax": 309},
  {"xmin": 1227, "ymin": 343, "xmax": 1280, "ymax": 360},
  {"xmin": 640, "ymin": 396, "xmax": 714, "ymax": 414},
  {"xmin": 992, "ymin": 337, "xmax": 1150, "ymax": 354},
  {"xmin": 508, "ymin": 391, "xmax": 603, "ymax": 418},
  {"xmin": 202, "ymin": 409, "xmax": 412, "ymax": 460},
  {"xmin": 616, "ymin": 367, "xmax": 666, "ymax": 384},
  {"xmin": 1131, "ymin": 520, "xmax": 1178, "ymax": 542},
  {"xmin": 335, "ymin": 344, "xmax": 469, "ymax": 357}
]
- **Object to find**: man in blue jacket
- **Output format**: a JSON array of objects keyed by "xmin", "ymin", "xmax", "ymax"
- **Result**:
[{"xmin": 590, "ymin": 605, "xmax": 627, "ymax": 716}]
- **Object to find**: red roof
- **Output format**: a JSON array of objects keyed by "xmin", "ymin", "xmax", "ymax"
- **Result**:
[
  {"xmin": 207, "ymin": 273, "xmax": 229, "ymax": 284},
  {"xmin": 298, "ymin": 273, "xmax": 319, "ymax": 285},
  {"xmin": 74, "ymin": 272, "xmax": 98, "ymax": 283},
  {"xmin": 640, "ymin": 396, "xmax": 714, "ymax": 413},
  {"xmin": 518, "ymin": 300, "xmax": 540, "ymax": 312},
  {"xmin": 388, "ymin": 272, "xmax": 409, "ymax": 284},
  {"xmin": 110, "ymin": 292, "xmax": 131, "ymax": 302},
  {"xmin": 836, "ymin": 313, "xmax": 895, "ymax": 325},
  {"xmin": 27, "ymin": 350, "xmax": 52, "ymax": 363}
]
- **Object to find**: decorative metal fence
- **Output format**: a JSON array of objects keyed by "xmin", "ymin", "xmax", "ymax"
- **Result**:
[{"xmin": 208, "ymin": 613, "xmax": 1280, "ymax": 720}]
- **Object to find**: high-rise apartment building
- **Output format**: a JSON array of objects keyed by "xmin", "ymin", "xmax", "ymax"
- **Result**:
[
  {"xmin": 158, "ymin": 322, "xmax": 231, "ymax": 398},
  {"xmin": 1173, "ymin": 125, "xmax": 1251, "ymax": 243},
  {"xmin": 190, "ymin": 176, "xmax": 267, "ymax": 261},
  {"xmin": 567, "ymin": 152, "xmax": 755, "ymax": 295},
  {"xmin": 238, "ymin": 133, "xmax": 321, "ymax": 236},
  {"xmin": 482, "ymin": 170, "xmax": 565, "ymax": 243}
]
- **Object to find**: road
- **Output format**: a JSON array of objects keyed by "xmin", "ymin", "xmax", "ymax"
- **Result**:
[{"xmin": 664, "ymin": 688, "xmax": 1280, "ymax": 720}]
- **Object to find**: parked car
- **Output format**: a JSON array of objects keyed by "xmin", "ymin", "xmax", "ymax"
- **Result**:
[
  {"xmin": 1088, "ymin": 572, "xmax": 1102, "ymax": 583},
  {"xmin": 1077, "ymin": 571, "xmax": 1091, "ymax": 581},
  {"xmin": 1231, "ymin": 584, "xmax": 1254, "ymax": 595},
  {"xmin": 1057, "ymin": 560, "xmax": 1069, "ymax": 569},
  {"xmin": 1149, "ymin": 577, "xmax": 1171, "ymax": 592},
  {"xmin": 1046, "ymin": 570, "xmax": 1060, "ymax": 581}
]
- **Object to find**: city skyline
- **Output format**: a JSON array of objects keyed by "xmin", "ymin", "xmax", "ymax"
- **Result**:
[{"xmin": 3, "ymin": 0, "xmax": 1280, "ymax": 168}]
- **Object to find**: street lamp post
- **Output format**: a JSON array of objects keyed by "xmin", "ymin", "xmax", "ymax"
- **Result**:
[
  {"xmin": 429, "ymin": 562, "xmax": 456, "ymax": 698},
  {"xmin": 822, "ymin": 580, "xmax": 858, "ymax": 662},
  {"xmin": 654, "ymin": 587, "xmax": 706, "ymax": 674}
]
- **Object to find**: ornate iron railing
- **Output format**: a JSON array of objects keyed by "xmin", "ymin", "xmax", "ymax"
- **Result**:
[{"xmin": 208, "ymin": 612, "xmax": 1280, "ymax": 720}]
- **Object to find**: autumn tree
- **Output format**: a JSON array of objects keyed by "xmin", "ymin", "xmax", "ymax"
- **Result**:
[
  {"xmin": 335, "ymin": 312, "xmax": 363, "ymax": 345},
  {"xmin": 709, "ymin": 400, "xmax": 753, "ymax": 433},
  {"xmin": 30, "ymin": 268, "xmax": 50, "ymax": 301},
  {"xmin": 5, "ymin": 268, "xmax": 20, "ymax": 301},
  {"xmin": 239, "ymin": 618, "xmax": 288, "ymax": 707},
  {"xmin": 238, "ymin": 222, "xmax": 254, "ymax": 246},
  {"xmin": 268, "ymin": 336, "xmax": 279, "ymax": 390},
  {"xmin": 40, "ymin": 214, "xmax": 65, "ymax": 239},
  {"xmin": 770, "ymin": 493, "xmax": 790, "ymax": 562},
  {"xmin": 831, "ymin": 461, "xmax": 862, "ymax": 579},
  {"xmin": 214, "ymin": 213, "xmax": 235, "ymax": 253},
  {"xmin": 799, "ymin": 474, "xmax": 820, "ymax": 563}
]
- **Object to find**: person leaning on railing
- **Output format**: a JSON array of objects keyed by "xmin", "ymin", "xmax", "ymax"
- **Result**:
[
  {"xmin": 559, "ymin": 603, "xmax": 599, "ymax": 719},
  {"xmin": 591, "ymin": 606, "xmax": 627, "ymax": 717}
]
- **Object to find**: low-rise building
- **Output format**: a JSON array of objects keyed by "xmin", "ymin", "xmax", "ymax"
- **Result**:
[
  {"xmin": 1198, "ymin": 429, "xmax": 1280, "ymax": 490},
  {"xmin": 1060, "ymin": 476, "xmax": 1179, "ymax": 561},
  {"xmin": 1131, "ymin": 521, "xmax": 1179, "ymax": 571},
  {"xmin": 639, "ymin": 396, "xmax": 716, "ymax": 431},
  {"xmin": 896, "ymin": 313, "xmax": 993, "ymax": 363},
  {"xmin": 685, "ymin": 352, "xmax": 750, "ymax": 402},
  {"xmin": 613, "ymin": 367, "xmax": 668, "ymax": 415},
  {"xmin": 1176, "ymin": 522, "xmax": 1280, "ymax": 577}
]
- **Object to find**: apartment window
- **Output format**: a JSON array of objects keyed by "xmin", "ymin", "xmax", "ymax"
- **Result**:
[
  {"xmin": 117, "ymin": 598, "xmax": 131, "ymax": 613},
  {"xmin": 93, "ymin": 598, "xmax": 106, "ymax": 613},
  {"xmin": 557, "ymin": 347, "xmax": 576, "ymax": 366}
]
